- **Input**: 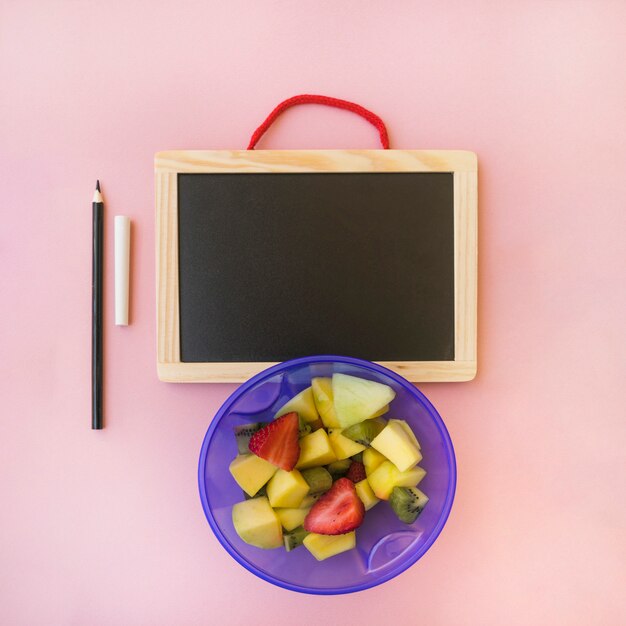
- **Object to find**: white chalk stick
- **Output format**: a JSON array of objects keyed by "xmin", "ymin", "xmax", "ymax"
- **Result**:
[{"xmin": 114, "ymin": 216, "xmax": 130, "ymax": 325}]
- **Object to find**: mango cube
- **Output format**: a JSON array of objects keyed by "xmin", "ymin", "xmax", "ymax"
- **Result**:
[
  {"xmin": 296, "ymin": 429, "xmax": 337, "ymax": 469},
  {"xmin": 266, "ymin": 469, "xmax": 310, "ymax": 508},
  {"xmin": 355, "ymin": 479, "xmax": 380, "ymax": 510},
  {"xmin": 370, "ymin": 420, "xmax": 422, "ymax": 471},
  {"xmin": 328, "ymin": 428, "xmax": 366, "ymax": 460},
  {"xmin": 232, "ymin": 497, "xmax": 283, "ymax": 549},
  {"xmin": 363, "ymin": 448, "xmax": 387, "ymax": 476},
  {"xmin": 274, "ymin": 386, "xmax": 319, "ymax": 423},
  {"xmin": 275, "ymin": 507, "xmax": 311, "ymax": 532},
  {"xmin": 229, "ymin": 454, "xmax": 278, "ymax": 497},
  {"xmin": 366, "ymin": 460, "xmax": 426, "ymax": 500},
  {"xmin": 311, "ymin": 377, "xmax": 340, "ymax": 428},
  {"xmin": 303, "ymin": 531, "xmax": 356, "ymax": 561}
]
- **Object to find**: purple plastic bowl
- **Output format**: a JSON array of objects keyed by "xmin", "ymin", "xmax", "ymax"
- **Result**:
[{"xmin": 198, "ymin": 356, "xmax": 456, "ymax": 595}]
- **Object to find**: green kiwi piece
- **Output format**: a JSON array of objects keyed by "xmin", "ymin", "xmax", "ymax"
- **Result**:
[
  {"xmin": 297, "ymin": 415, "xmax": 312, "ymax": 438},
  {"xmin": 341, "ymin": 420, "xmax": 385, "ymax": 446},
  {"xmin": 351, "ymin": 452, "xmax": 363, "ymax": 463},
  {"xmin": 299, "ymin": 493, "xmax": 322, "ymax": 509},
  {"xmin": 300, "ymin": 467, "xmax": 332, "ymax": 495},
  {"xmin": 326, "ymin": 459, "xmax": 352, "ymax": 480},
  {"xmin": 283, "ymin": 525, "xmax": 309, "ymax": 552},
  {"xmin": 233, "ymin": 422, "xmax": 265, "ymax": 454},
  {"xmin": 389, "ymin": 487, "xmax": 429, "ymax": 524}
]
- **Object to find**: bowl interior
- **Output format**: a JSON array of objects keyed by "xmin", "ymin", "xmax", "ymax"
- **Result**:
[{"xmin": 199, "ymin": 358, "xmax": 456, "ymax": 594}]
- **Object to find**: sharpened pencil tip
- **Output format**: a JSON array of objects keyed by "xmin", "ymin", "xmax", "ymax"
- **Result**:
[{"xmin": 96, "ymin": 180, "xmax": 100, "ymax": 191}]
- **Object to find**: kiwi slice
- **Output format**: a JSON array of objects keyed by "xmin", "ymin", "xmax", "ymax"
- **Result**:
[
  {"xmin": 297, "ymin": 415, "xmax": 312, "ymax": 438},
  {"xmin": 342, "ymin": 420, "xmax": 385, "ymax": 446},
  {"xmin": 300, "ymin": 467, "xmax": 332, "ymax": 495},
  {"xmin": 299, "ymin": 493, "xmax": 322, "ymax": 509},
  {"xmin": 326, "ymin": 459, "xmax": 351, "ymax": 480},
  {"xmin": 351, "ymin": 452, "xmax": 363, "ymax": 463},
  {"xmin": 283, "ymin": 525, "xmax": 309, "ymax": 552},
  {"xmin": 233, "ymin": 422, "xmax": 264, "ymax": 454},
  {"xmin": 389, "ymin": 487, "xmax": 429, "ymax": 524}
]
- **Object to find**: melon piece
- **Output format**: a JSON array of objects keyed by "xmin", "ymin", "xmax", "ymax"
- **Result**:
[
  {"xmin": 229, "ymin": 454, "xmax": 278, "ymax": 497},
  {"xmin": 275, "ymin": 507, "xmax": 311, "ymax": 532},
  {"xmin": 328, "ymin": 428, "xmax": 366, "ymax": 460},
  {"xmin": 311, "ymin": 378, "xmax": 340, "ymax": 428},
  {"xmin": 332, "ymin": 373, "xmax": 396, "ymax": 428},
  {"xmin": 303, "ymin": 531, "xmax": 356, "ymax": 561},
  {"xmin": 366, "ymin": 460, "xmax": 426, "ymax": 500},
  {"xmin": 296, "ymin": 429, "xmax": 337, "ymax": 469},
  {"xmin": 363, "ymin": 448, "xmax": 387, "ymax": 477},
  {"xmin": 370, "ymin": 420, "xmax": 422, "ymax": 471},
  {"xmin": 355, "ymin": 479, "xmax": 380, "ymax": 511},
  {"xmin": 370, "ymin": 404, "xmax": 390, "ymax": 419},
  {"xmin": 274, "ymin": 387, "xmax": 319, "ymax": 423},
  {"xmin": 232, "ymin": 497, "xmax": 283, "ymax": 549},
  {"xmin": 266, "ymin": 469, "xmax": 310, "ymax": 508}
]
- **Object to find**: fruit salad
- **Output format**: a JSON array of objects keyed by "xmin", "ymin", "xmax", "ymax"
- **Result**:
[{"xmin": 229, "ymin": 374, "xmax": 429, "ymax": 561}]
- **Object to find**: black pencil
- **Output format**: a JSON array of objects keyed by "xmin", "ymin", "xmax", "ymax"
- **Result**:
[{"xmin": 92, "ymin": 180, "xmax": 104, "ymax": 429}]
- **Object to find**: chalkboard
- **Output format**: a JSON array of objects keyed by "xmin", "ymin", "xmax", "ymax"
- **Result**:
[{"xmin": 155, "ymin": 150, "xmax": 477, "ymax": 382}]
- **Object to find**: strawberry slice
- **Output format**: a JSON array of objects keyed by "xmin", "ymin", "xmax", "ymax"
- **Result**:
[
  {"xmin": 248, "ymin": 412, "xmax": 300, "ymax": 471},
  {"xmin": 346, "ymin": 461, "xmax": 366, "ymax": 483},
  {"xmin": 303, "ymin": 477, "xmax": 365, "ymax": 535}
]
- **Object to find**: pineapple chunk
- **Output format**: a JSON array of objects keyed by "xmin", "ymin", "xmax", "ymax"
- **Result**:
[
  {"xmin": 328, "ymin": 428, "xmax": 366, "ymax": 460},
  {"xmin": 229, "ymin": 454, "xmax": 278, "ymax": 497},
  {"xmin": 367, "ymin": 460, "xmax": 426, "ymax": 500},
  {"xmin": 266, "ymin": 469, "xmax": 310, "ymax": 508},
  {"xmin": 363, "ymin": 448, "xmax": 387, "ymax": 476},
  {"xmin": 370, "ymin": 420, "xmax": 422, "ymax": 471},
  {"xmin": 355, "ymin": 479, "xmax": 380, "ymax": 510},
  {"xmin": 274, "ymin": 387, "xmax": 319, "ymax": 423},
  {"xmin": 392, "ymin": 419, "xmax": 421, "ymax": 449},
  {"xmin": 232, "ymin": 497, "xmax": 283, "ymax": 549},
  {"xmin": 332, "ymin": 373, "xmax": 396, "ymax": 428},
  {"xmin": 296, "ymin": 429, "xmax": 337, "ymax": 469},
  {"xmin": 311, "ymin": 377, "xmax": 340, "ymax": 428},
  {"xmin": 303, "ymin": 531, "xmax": 356, "ymax": 561},
  {"xmin": 275, "ymin": 507, "xmax": 311, "ymax": 532}
]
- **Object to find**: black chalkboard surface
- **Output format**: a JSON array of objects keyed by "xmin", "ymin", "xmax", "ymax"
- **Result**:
[
  {"xmin": 177, "ymin": 172, "xmax": 454, "ymax": 363},
  {"xmin": 155, "ymin": 149, "xmax": 477, "ymax": 382}
]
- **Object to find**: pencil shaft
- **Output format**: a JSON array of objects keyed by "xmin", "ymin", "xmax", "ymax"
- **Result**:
[{"xmin": 92, "ymin": 201, "xmax": 103, "ymax": 429}]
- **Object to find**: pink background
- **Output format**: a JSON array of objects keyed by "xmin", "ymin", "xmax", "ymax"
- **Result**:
[{"xmin": 1, "ymin": 1, "xmax": 625, "ymax": 624}]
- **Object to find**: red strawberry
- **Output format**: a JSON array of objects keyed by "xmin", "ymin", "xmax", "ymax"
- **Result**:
[
  {"xmin": 248, "ymin": 412, "xmax": 300, "ymax": 471},
  {"xmin": 346, "ymin": 461, "xmax": 366, "ymax": 483},
  {"xmin": 303, "ymin": 478, "xmax": 365, "ymax": 535}
]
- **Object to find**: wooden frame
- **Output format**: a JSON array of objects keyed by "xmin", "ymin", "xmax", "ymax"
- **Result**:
[{"xmin": 155, "ymin": 150, "xmax": 477, "ymax": 383}]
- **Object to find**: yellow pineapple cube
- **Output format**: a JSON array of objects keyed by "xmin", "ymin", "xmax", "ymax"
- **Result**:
[
  {"xmin": 363, "ymin": 448, "xmax": 387, "ymax": 476},
  {"xmin": 232, "ymin": 497, "xmax": 283, "ymax": 549},
  {"xmin": 311, "ymin": 377, "xmax": 340, "ymax": 428},
  {"xmin": 229, "ymin": 454, "xmax": 278, "ymax": 497},
  {"xmin": 366, "ymin": 460, "xmax": 426, "ymax": 500},
  {"xmin": 303, "ymin": 531, "xmax": 356, "ymax": 561},
  {"xmin": 328, "ymin": 428, "xmax": 366, "ymax": 460},
  {"xmin": 275, "ymin": 507, "xmax": 311, "ymax": 532},
  {"xmin": 355, "ymin": 479, "xmax": 380, "ymax": 510},
  {"xmin": 266, "ymin": 469, "xmax": 310, "ymax": 508},
  {"xmin": 296, "ymin": 429, "xmax": 337, "ymax": 469},
  {"xmin": 274, "ymin": 386, "xmax": 319, "ymax": 423},
  {"xmin": 370, "ymin": 420, "xmax": 422, "ymax": 471}
]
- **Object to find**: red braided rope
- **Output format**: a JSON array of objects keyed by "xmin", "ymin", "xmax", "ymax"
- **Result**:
[{"xmin": 247, "ymin": 94, "xmax": 390, "ymax": 150}]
